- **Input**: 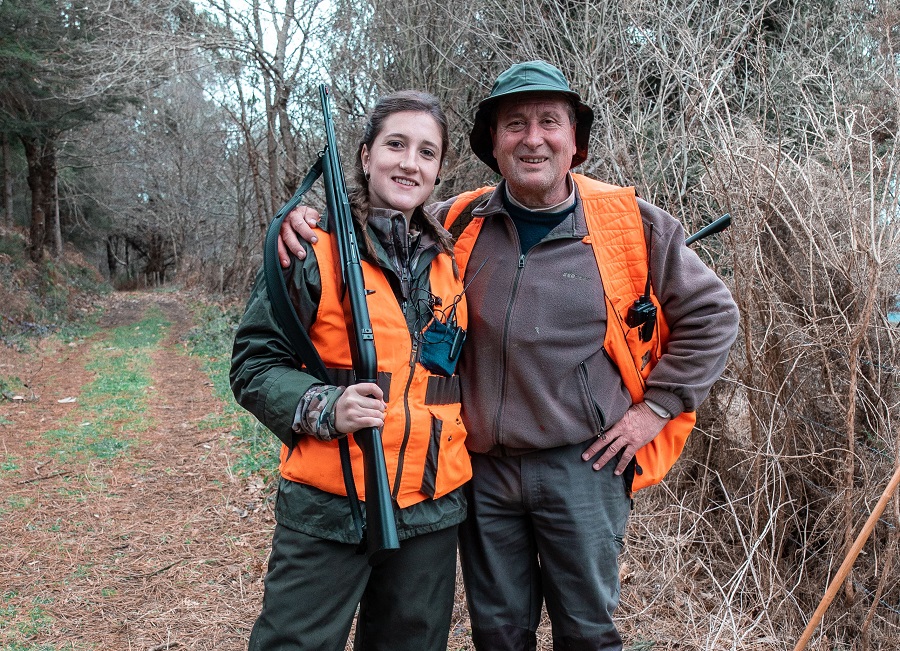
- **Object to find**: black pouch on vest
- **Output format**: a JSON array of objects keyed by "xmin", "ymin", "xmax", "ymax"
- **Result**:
[{"xmin": 418, "ymin": 317, "xmax": 466, "ymax": 377}]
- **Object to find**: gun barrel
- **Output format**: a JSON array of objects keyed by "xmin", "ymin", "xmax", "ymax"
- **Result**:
[{"xmin": 685, "ymin": 213, "xmax": 731, "ymax": 246}]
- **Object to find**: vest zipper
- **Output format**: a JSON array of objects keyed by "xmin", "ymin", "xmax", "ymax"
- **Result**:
[{"xmin": 392, "ymin": 338, "xmax": 417, "ymax": 499}]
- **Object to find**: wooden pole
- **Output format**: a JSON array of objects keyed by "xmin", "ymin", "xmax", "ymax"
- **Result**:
[{"xmin": 793, "ymin": 463, "xmax": 900, "ymax": 651}]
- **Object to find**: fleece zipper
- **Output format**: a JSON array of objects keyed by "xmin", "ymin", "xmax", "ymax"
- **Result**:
[{"xmin": 491, "ymin": 222, "xmax": 528, "ymax": 448}]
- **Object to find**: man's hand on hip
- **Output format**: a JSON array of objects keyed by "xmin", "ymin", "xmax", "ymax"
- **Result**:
[{"xmin": 582, "ymin": 402, "xmax": 669, "ymax": 475}]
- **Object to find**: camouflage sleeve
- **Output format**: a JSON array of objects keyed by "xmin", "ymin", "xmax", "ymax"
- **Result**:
[{"xmin": 293, "ymin": 384, "xmax": 347, "ymax": 441}]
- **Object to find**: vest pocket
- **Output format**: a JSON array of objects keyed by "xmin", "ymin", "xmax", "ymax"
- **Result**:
[
  {"xmin": 420, "ymin": 404, "xmax": 471, "ymax": 500},
  {"xmin": 420, "ymin": 417, "xmax": 442, "ymax": 498},
  {"xmin": 424, "ymin": 375, "xmax": 461, "ymax": 405}
]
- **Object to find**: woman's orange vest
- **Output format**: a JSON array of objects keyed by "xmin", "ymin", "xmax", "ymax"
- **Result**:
[
  {"xmin": 279, "ymin": 230, "xmax": 471, "ymax": 508},
  {"xmin": 445, "ymin": 174, "xmax": 696, "ymax": 492}
]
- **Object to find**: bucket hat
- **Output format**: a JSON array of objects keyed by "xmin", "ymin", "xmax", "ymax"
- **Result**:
[{"xmin": 469, "ymin": 60, "xmax": 594, "ymax": 174}]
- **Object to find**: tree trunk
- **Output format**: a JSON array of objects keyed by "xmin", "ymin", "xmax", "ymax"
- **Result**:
[
  {"xmin": 21, "ymin": 136, "xmax": 46, "ymax": 263},
  {"xmin": 2, "ymin": 134, "xmax": 12, "ymax": 227},
  {"xmin": 263, "ymin": 77, "xmax": 280, "ymax": 216},
  {"xmin": 50, "ymin": 171, "xmax": 62, "ymax": 258},
  {"xmin": 251, "ymin": 0, "xmax": 280, "ymax": 217},
  {"xmin": 145, "ymin": 231, "xmax": 165, "ymax": 286},
  {"xmin": 106, "ymin": 236, "xmax": 118, "ymax": 278},
  {"xmin": 42, "ymin": 147, "xmax": 62, "ymax": 259},
  {"xmin": 276, "ymin": 88, "xmax": 299, "ymax": 196}
]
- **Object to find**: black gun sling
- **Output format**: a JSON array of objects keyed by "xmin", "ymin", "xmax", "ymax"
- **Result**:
[{"xmin": 262, "ymin": 158, "xmax": 366, "ymax": 545}]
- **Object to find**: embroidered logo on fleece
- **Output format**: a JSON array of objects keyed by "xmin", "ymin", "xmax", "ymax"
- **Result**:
[{"xmin": 562, "ymin": 271, "xmax": 593, "ymax": 282}]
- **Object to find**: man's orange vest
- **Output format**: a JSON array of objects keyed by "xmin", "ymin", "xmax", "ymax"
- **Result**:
[
  {"xmin": 445, "ymin": 174, "xmax": 696, "ymax": 492},
  {"xmin": 279, "ymin": 230, "xmax": 472, "ymax": 508}
]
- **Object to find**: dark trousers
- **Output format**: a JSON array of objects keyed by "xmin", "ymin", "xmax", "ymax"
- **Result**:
[
  {"xmin": 249, "ymin": 523, "xmax": 458, "ymax": 651},
  {"xmin": 459, "ymin": 443, "xmax": 631, "ymax": 651}
]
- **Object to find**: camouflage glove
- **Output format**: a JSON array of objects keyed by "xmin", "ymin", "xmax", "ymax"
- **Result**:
[{"xmin": 294, "ymin": 384, "xmax": 347, "ymax": 441}]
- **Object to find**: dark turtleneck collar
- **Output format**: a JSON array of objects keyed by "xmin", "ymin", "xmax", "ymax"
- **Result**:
[{"xmin": 502, "ymin": 193, "xmax": 576, "ymax": 255}]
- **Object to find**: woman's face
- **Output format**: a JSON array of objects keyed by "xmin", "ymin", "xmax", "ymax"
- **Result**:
[{"xmin": 360, "ymin": 111, "xmax": 443, "ymax": 221}]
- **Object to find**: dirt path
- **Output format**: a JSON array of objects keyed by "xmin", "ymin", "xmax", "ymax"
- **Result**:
[{"xmin": 0, "ymin": 292, "xmax": 272, "ymax": 650}]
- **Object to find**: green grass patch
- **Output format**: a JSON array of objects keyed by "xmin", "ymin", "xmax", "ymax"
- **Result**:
[
  {"xmin": 196, "ymin": 413, "xmax": 232, "ymax": 431},
  {"xmin": 185, "ymin": 302, "xmax": 280, "ymax": 480},
  {"xmin": 18, "ymin": 605, "xmax": 52, "ymax": 637},
  {"xmin": 0, "ymin": 591, "xmax": 59, "ymax": 649},
  {"xmin": 0, "ymin": 454, "xmax": 20, "ymax": 477},
  {"xmin": 626, "ymin": 641, "xmax": 656, "ymax": 651},
  {"xmin": 0, "ymin": 375, "xmax": 26, "ymax": 400},
  {"xmin": 71, "ymin": 565, "xmax": 91, "ymax": 579},
  {"xmin": 42, "ymin": 308, "xmax": 170, "ymax": 465},
  {"xmin": 152, "ymin": 284, "xmax": 183, "ymax": 294},
  {"xmin": 1, "ymin": 494, "xmax": 32, "ymax": 516},
  {"xmin": 183, "ymin": 303, "xmax": 240, "ymax": 360},
  {"xmin": 0, "ymin": 231, "xmax": 27, "ymax": 259},
  {"xmin": 230, "ymin": 418, "xmax": 278, "ymax": 477},
  {"xmin": 5, "ymin": 495, "xmax": 32, "ymax": 510},
  {"xmin": 56, "ymin": 311, "xmax": 102, "ymax": 344}
]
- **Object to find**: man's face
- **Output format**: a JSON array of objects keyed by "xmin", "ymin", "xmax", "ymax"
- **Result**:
[{"xmin": 491, "ymin": 94, "xmax": 577, "ymax": 208}]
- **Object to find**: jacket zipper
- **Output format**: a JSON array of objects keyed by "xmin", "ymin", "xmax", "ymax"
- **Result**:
[
  {"xmin": 578, "ymin": 361, "xmax": 605, "ymax": 434},
  {"xmin": 491, "ymin": 243, "xmax": 527, "ymax": 448}
]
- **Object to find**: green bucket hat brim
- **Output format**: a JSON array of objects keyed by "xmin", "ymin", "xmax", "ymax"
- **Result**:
[{"xmin": 469, "ymin": 61, "xmax": 594, "ymax": 175}]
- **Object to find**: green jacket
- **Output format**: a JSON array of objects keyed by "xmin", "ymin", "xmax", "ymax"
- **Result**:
[{"xmin": 230, "ymin": 207, "xmax": 466, "ymax": 543}]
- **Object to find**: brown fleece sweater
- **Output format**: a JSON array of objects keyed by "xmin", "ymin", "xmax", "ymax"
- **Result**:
[{"xmin": 430, "ymin": 179, "xmax": 739, "ymax": 454}]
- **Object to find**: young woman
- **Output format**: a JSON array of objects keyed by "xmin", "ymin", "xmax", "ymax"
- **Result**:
[{"xmin": 230, "ymin": 91, "xmax": 470, "ymax": 651}]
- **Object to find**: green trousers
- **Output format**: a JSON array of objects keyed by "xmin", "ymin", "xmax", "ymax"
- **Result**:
[
  {"xmin": 249, "ymin": 522, "xmax": 459, "ymax": 651},
  {"xmin": 459, "ymin": 442, "xmax": 632, "ymax": 651}
]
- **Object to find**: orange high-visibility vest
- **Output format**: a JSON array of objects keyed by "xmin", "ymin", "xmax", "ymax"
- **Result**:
[
  {"xmin": 279, "ymin": 230, "xmax": 471, "ymax": 508},
  {"xmin": 445, "ymin": 174, "xmax": 695, "ymax": 491}
]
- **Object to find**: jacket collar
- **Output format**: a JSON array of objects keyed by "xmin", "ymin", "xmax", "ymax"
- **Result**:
[
  {"xmin": 472, "ymin": 176, "xmax": 589, "ymax": 239},
  {"xmin": 366, "ymin": 207, "xmax": 439, "ymax": 254}
]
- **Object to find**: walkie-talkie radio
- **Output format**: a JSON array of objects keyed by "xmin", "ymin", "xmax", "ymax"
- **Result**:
[
  {"xmin": 626, "ymin": 223, "xmax": 657, "ymax": 343},
  {"xmin": 624, "ymin": 213, "xmax": 731, "ymax": 343},
  {"xmin": 625, "ymin": 292, "xmax": 657, "ymax": 343}
]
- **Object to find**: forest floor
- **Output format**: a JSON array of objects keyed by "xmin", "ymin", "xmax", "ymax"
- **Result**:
[
  {"xmin": 0, "ymin": 289, "xmax": 709, "ymax": 651},
  {"xmin": 0, "ymin": 290, "xmax": 483, "ymax": 651}
]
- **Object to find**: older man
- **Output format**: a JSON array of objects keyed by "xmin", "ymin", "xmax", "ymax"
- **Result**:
[{"xmin": 279, "ymin": 61, "xmax": 739, "ymax": 651}]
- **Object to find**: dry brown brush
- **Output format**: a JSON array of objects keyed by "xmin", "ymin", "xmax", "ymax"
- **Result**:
[{"xmin": 340, "ymin": 0, "xmax": 900, "ymax": 648}]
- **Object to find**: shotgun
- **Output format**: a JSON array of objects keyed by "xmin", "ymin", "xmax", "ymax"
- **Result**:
[
  {"xmin": 685, "ymin": 213, "xmax": 731, "ymax": 246},
  {"xmin": 319, "ymin": 84, "xmax": 400, "ymax": 564},
  {"xmin": 626, "ymin": 213, "xmax": 733, "ymax": 342}
]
